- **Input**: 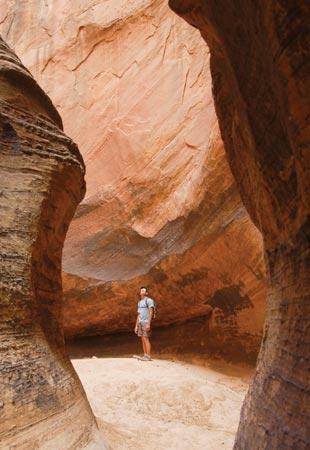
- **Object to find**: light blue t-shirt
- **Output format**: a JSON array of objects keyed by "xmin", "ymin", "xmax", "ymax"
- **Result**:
[{"xmin": 137, "ymin": 297, "xmax": 155, "ymax": 322}]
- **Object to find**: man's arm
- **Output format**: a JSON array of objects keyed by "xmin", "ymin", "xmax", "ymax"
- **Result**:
[
  {"xmin": 145, "ymin": 307, "xmax": 154, "ymax": 331},
  {"xmin": 134, "ymin": 314, "xmax": 139, "ymax": 334}
]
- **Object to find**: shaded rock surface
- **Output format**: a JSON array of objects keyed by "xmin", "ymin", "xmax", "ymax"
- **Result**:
[
  {"xmin": 68, "ymin": 312, "xmax": 260, "ymax": 364},
  {"xmin": 169, "ymin": 0, "xmax": 310, "ymax": 448},
  {"xmin": 0, "ymin": 37, "xmax": 105, "ymax": 449},
  {"xmin": 1, "ymin": 0, "xmax": 265, "ymax": 359}
]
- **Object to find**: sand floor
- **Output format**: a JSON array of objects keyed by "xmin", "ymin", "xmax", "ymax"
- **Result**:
[{"xmin": 71, "ymin": 355, "xmax": 252, "ymax": 450}]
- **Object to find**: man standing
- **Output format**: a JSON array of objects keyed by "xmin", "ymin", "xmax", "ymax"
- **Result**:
[{"xmin": 134, "ymin": 287, "xmax": 155, "ymax": 361}]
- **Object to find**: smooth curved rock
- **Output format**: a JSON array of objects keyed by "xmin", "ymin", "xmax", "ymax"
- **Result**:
[
  {"xmin": 169, "ymin": 0, "xmax": 310, "ymax": 448},
  {"xmin": 0, "ymin": 37, "xmax": 106, "ymax": 449},
  {"xmin": 0, "ymin": 0, "xmax": 265, "ymax": 361},
  {"xmin": 62, "ymin": 126, "xmax": 265, "ymax": 362}
]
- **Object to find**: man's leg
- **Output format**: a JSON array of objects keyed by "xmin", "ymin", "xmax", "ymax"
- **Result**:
[
  {"xmin": 143, "ymin": 337, "xmax": 151, "ymax": 357},
  {"xmin": 141, "ymin": 337, "xmax": 146, "ymax": 355}
]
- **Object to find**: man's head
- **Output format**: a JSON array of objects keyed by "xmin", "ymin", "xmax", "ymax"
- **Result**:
[{"xmin": 140, "ymin": 287, "xmax": 148, "ymax": 298}]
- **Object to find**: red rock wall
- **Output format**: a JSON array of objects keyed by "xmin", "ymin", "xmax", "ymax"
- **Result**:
[
  {"xmin": 0, "ymin": 0, "xmax": 266, "ymax": 360},
  {"xmin": 169, "ymin": 0, "xmax": 310, "ymax": 448},
  {"xmin": 0, "ymin": 37, "xmax": 105, "ymax": 449}
]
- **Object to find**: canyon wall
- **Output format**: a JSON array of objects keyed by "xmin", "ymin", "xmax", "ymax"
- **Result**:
[
  {"xmin": 0, "ymin": 38, "xmax": 105, "ymax": 449},
  {"xmin": 0, "ymin": 0, "xmax": 265, "ymax": 360},
  {"xmin": 169, "ymin": 0, "xmax": 310, "ymax": 448}
]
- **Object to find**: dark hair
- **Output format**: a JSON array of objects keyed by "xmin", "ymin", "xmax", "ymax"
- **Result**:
[{"xmin": 140, "ymin": 286, "xmax": 148, "ymax": 291}]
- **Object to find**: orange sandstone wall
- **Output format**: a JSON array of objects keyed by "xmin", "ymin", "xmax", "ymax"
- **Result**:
[
  {"xmin": 0, "ymin": 36, "xmax": 105, "ymax": 450},
  {"xmin": 0, "ymin": 0, "xmax": 266, "ymax": 359},
  {"xmin": 169, "ymin": 0, "xmax": 309, "ymax": 446}
]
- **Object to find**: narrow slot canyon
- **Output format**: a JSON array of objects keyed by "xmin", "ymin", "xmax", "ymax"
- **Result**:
[{"xmin": 0, "ymin": 1, "xmax": 309, "ymax": 449}]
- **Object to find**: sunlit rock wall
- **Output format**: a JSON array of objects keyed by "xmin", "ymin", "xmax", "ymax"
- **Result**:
[{"xmin": 0, "ymin": 0, "xmax": 266, "ymax": 360}]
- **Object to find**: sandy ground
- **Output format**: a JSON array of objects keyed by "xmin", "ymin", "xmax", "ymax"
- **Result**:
[{"xmin": 71, "ymin": 355, "xmax": 252, "ymax": 450}]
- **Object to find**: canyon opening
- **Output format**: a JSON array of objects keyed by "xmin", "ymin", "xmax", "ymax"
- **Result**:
[{"xmin": 0, "ymin": 1, "xmax": 309, "ymax": 450}]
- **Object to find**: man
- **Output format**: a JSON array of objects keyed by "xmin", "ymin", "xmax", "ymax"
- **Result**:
[{"xmin": 134, "ymin": 287, "xmax": 155, "ymax": 361}]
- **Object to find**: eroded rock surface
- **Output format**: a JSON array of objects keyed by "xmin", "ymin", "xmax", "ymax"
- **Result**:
[
  {"xmin": 0, "ymin": 37, "xmax": 105, "ymax": 449},
  {"xmin": 0, "ymin": 0, "xmax": 266, "ymax": 359},
  {"xmin": 169, "ymin": 0, "xmax": 310, "ymax": 448}
]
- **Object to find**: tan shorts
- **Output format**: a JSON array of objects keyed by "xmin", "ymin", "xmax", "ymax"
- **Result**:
[{"xmin": 137, "ymin": 322, "xmax": 151, "ymax": 337}]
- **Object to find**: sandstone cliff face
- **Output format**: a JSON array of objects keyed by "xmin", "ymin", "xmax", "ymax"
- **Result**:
[
  {"xmin": 0, "ymin": 38, "xmax": 105, "ymax": 449},
  {"xmin": 170, "ymin": 0, "xmax": 310, "ymax": 448},
  {"xmin": 0, "ymin": 0, "xmax": 265, "ymax": 359}
]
